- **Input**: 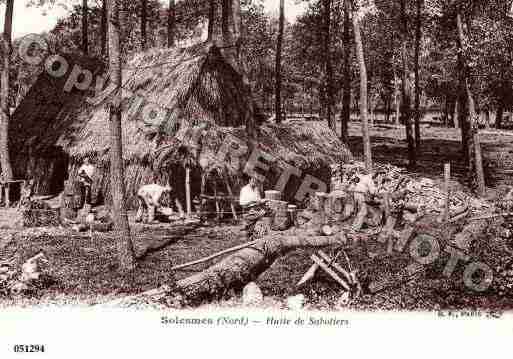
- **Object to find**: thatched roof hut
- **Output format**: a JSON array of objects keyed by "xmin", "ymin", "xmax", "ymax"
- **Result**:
[
  {"xmin": 10, "ymin": 43, "xmax": 352, "ymax": 207},
  {"xmin": 155, "ymin": 121, "xmax": 353, "ymax": 203}
]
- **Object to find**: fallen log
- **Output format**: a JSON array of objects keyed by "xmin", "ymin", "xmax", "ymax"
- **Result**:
[
  {"xmin": 101, "ymin": 231, "xmax": 347, "ymax": 307},
  {"xmin": 173, "ymin": 232, "xmax": 346, "ymax": 305},
  {"xmin": 170, "ymin": 239, "xmax": 262, "ymax": 271}
]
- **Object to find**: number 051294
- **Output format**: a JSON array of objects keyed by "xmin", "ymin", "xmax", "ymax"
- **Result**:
[{"xmin": 13, "ymin": 345, "xmax": 45, "ymax": 353}]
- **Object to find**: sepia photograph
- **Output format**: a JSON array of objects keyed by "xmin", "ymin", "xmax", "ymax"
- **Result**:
[{"xmin": 1, "ymin": 0, "xmax": 513, "ymax": 357}]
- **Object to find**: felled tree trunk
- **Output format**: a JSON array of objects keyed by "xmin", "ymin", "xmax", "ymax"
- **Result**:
[{"xmin": 173, "ymin": 233, "xmax": 344, "ymax": 305}]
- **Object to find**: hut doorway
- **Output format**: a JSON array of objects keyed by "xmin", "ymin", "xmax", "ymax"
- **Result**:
[{"xmin": 47, "ymin": 146, "xmax": 69, "ymax": 195}]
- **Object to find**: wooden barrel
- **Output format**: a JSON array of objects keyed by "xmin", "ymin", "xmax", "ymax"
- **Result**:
[{"xmin": 287, "ymin": 205, "xmax": 298, "ymax": 227}]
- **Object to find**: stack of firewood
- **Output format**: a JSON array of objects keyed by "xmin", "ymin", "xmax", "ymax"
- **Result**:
[{"xmin": 330, "ymin": 161, "xmax": 491, "ymax": 217}]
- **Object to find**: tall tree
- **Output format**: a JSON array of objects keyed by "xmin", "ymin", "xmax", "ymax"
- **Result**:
[
  {"xmin": 107, "ymin": 0, "xmax": 136, "ymax": 271},
  {"xmin": 101, "ymin": 0, "xmax": 108, "ymax": 57},
  {"xmin": 141, "ymin": 0, "xmax": 148, "ymax": 50},
  {"xmin": 413, "ymin": 0, "xmax": 422, "ymax": 152},
  {"xmin": 323, "ymin": 0, "xmax": 335, "ymax": 131},
  {"xmin": 208, "ymin": 0, "xmax": 222, "ymax": 43},
  {"xmin": 82, "ymin": 0, "xmax": 89, "ymax": 55},
  {"xmin": 340, "ymin": 5, "xmax": 351, "ymax": 143},
  {"xmin": 400, "ymin": 0, "xmax": 416, "ymax": 168},
  {"xmin": 168, "ymin": 0, "xmax": 175, "ymax": 47},
  {"xmin": 0, "ymin": 0, "xmax": 14, "ymax": 184},
  {"xmin": 345, "ymin": 0, "xmax": 372, "ymax": 170},
  {"xmin": 275, "ymin": 0, "xmax": 284, "ymax": 124},
  {"xmin": 455, "ymin": 9, "xmax": 485, "ymax": 195}
]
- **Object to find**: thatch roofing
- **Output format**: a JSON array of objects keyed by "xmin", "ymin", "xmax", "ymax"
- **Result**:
[
  {"xmin": 10, "ymin": 43, "xmax": 250, "ymax": 166},
  {"xmin": 155, "ymin": 121, "xmax": 353, "ymax": 177}
]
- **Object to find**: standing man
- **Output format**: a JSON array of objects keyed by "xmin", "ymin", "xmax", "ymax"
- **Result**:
[{"xmin": 78, "ymin": 157, "xmax": 95, "ymax": 207}]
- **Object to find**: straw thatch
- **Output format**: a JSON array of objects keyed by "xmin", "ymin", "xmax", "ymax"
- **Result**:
[
  {"xmin": 153, "ymin": 121, "xmax": 353, "ymax": 202},
  {"xmin": 10, "ymin": 42, "xmax": 352, "ymax": 207}
]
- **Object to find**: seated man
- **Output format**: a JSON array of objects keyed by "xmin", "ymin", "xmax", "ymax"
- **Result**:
[
  {"xmin": 135, "ymin": 183, "xmax": 185, "ymax": 223},
  {"xmin": 239, "ymin": 177, "xmax": 268, "ymax": 238}
]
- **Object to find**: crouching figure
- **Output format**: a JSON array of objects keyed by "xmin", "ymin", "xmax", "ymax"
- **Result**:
[{"xmin": 135, "ymin": 183, "xmax": 185, "ymax": 223}]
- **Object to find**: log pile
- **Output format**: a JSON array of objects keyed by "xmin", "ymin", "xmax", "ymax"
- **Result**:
[
  {"xmin": 330, "ymin": 161, "xmax": 492, "ymax": 217},
  {"xmin": 483, "ymin": 142, "xmax": 513, "ymax": 187}
]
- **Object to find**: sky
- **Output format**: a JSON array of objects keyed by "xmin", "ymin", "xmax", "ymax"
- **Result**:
[{"xmin": 0, "ymin": 0, "xmax": 308, "ymax": 40}]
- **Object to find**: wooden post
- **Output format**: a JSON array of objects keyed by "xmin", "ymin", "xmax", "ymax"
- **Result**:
[
  {"xmin": 384, "ymin": 192, "xmax": 391, "ymax": 219},
  {"xmin": 5, "ymin": 183, "xmax": 10, "ymax": 208},
  {"xmin": 18, "ymin": 180, "xmax": 25, "ymax": 209},
  {"xmin": 222, "ymin": 173, "xmax": 238, "ymax": 220},
  {"xmin": 444, "ymin": 163, "xmax": 451, "ymax": 222},
  {"xmin": 213, "ymin": 178, "xmax": 220, "ymax": 222},
  {"xmin": 185, "ymin": 166, "xmax": 191, "ymax": 218}
]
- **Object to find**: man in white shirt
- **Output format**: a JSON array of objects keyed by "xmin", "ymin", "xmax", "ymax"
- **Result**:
[
  {"xmin": 239, "ymin": 177, "xmax": 263, "ymax": 207},
  {"xmin": 78, "ymin": 158, "xmax": 95, "ymax": 206},
  {"xmin": 239, "ymin": 177, "xmax": 268, "ymax": 239},
  {"xmin": 135, "ymin": 183, "xmax": 185, "ymax": 223}
]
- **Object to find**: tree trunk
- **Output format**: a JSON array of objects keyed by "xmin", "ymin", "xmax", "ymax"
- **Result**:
[
  {"xmin": 413, "ymin": 0, "xmax": 422, "ymax": 152},
  {"xmin": 168, "ymin": 0, "xmax": 176, "ymax": 47},
  {"xmin": 141, "ymin": 0, "xmax": 148, "ymax": 50},
  {"xmin": 232, "ymin": 0, "xmax": 241, "ymax": 52},
  {"xmin": 456, "ymin": 12, "xmax": 485, "ymax": 195},
  {"xmin": 0, "ymin": 0, "xmax": 14, "ymax": 183},
  {"xmin": 453, "ymin": 100, "xmax": 459, "ymax": 128},
  {"xmin": 274, "ymin": 0, "xmax": 284, "ymax": 124},
  {"xmin": 401, "ymin": 0, "xmax": 416, "ymax": 169},
  {"xmin": 174, "ymin": 232, "xmax": 344, "ymax": 304},
  {"xmin": 394, "ymin": 72, "xmax": 400, "ymax": 125},
  {"xmin": 496, "ymin": 104, "xmax": 504, "ymax": 129},
  {"xmin": 385, "ymin": 95, "xmax": 391, "ymax": 123},
  {"xmin": 323, "ymin": 0, "xmax": 335, "ymax": 131},
  {"xmin": 340, "ymin": 4, "xmax": 351, "ymax": 143},
  {"xmin": 185, "ymin": 167, "xmax": 191, "ymax": 217},
  {"xmin": 82, "ymin": 0, "xmax": 89, "ymax": 55},
  {"xmin": 107, "ymin": 0, "xmax": 136, "ymax": 272},
  {"xmin": 101, "ymin": 0, "xmax": 108, "ymax": 57},
  {"xmin": 442, "ymin": 97, "xmax": 449, "ymax": 126},
  {"xmin": 346, "ymin": 0, "xmax": 371, "ymax": 170},
  {"xmin": 208, "ymin": 0, "xmax": 222, "ymax": 44}
]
